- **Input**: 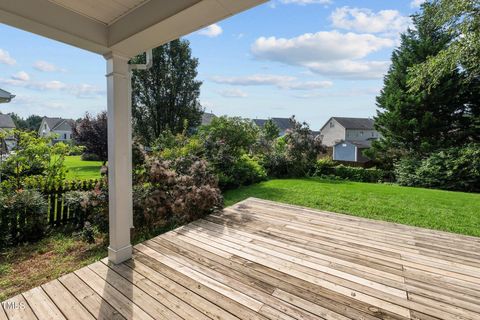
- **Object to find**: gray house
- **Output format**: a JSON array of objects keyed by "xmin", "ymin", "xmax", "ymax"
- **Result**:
[
  {"xmin": 38, "ymin": 117, "xmax": 75, "ymax": 143},
  {"xmin": 0, "ymin": 114, "xmax": 17, "ymax": 152},
  {"xmin": 320, "ymin": 117, "xmax": 380, "ymax": 163},
  {"xmin": 320, "ymin": 117, "xmax": 379, "ymax": 147},
  {"xmin": 253, "ymin": 117, "xmax": 293, "ymax": 136}
]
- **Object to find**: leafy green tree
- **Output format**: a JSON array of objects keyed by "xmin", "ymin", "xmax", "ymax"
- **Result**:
[
  {"xmin": 131, "ymin": 39, "xmax": 203, "ymax": 146},
  {"xmin": 369, "ymin": 6, "xmax": 478, "ymax": 167},
  {"xmin": 0, "ymin": 130, "xmax": 81, "ymax": 189},
  {"xmin": 72, "ymin": 112, "xmax": 108, "ymax": 163},
  {"xmin": 4, "ymin": 113, "xmax": 42, "ymax": 132},
  {"xmin": 262, "ymin": 119, "xmax": 280, "ymax": 141},
  {"xmin": 408, "ymin": 0, "xmax": 479, "ymax": 91}
]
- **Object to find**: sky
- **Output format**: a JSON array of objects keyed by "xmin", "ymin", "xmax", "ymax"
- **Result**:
[{"xmin": 0, "ymin": 0, "xmax": 425, "ymax": 130}]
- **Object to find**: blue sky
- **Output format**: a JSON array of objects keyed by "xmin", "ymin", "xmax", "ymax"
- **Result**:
[{"xmin": 0, "ymin": 0, "xmax": 424, "ymax": 129}]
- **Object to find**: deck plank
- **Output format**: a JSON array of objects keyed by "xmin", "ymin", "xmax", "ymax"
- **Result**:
[{"xmin": 2, "ymin": 197, "xmax": 480, "ymax": 320}]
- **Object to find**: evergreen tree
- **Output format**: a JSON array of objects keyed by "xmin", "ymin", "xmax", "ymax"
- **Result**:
[
  {"xmin": 369, "ymin": 6, "xmax": 477, "ymax": 167},
  {"xmin": 131, "ymin": 39, "xmax": 203, "ymax": 146}
]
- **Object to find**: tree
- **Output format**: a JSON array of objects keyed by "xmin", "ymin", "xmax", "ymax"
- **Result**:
[
  {"xmin": 262, "ymin": 119, "xmax": 280, "ymax": 141},
  {"xmin": 5, "ymin": 113, "xmax": 42, "ymax": 132},
  {"xmin": 0, "ymin": 130, "xmax": 80, "ymax": 189},
  {"xmin": 408, "ymin": 0, "xmax": 480, "ymax": 91},
  {"xmin": 131, "ymin": 39, "xmax": 203, "ymax": 146},
  {"xmin": 369, "ymin": 6, "xmax": 477, "ymax": 167},
  {"xmin": 72, "ymin": 112, "xmax": 108, "ymax": 163}
]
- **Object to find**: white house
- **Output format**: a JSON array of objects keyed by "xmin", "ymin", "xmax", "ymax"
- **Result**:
[{"xmin": 38, "ymin": 117, "xmax": 74, "ymax": 143}]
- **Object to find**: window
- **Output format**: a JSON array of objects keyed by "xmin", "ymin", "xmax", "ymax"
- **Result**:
[
  {"xmin": 371, "ymin": 132, "xmax": 375, "ymax": 137},
  {"xmin": 44, "ymin": 124, "xmax": 47, "ymax": 130},
  {"xmin": 330, "ymin": 122, "xmax": 334, "ymax": 128},
  {"xmin": 64, "ymin": 133, "xmax": 67, "ymax": 139},
  {"xmin": 342, "ymin": 143, "xmax": 347, "ymax": 147},
  {"xmin": 360, "ymin": 131, "xmax": 364, "ymax": 136}
]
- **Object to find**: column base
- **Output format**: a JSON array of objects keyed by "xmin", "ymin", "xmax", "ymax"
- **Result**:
[{"xmin": 108, "ymin": 244, "xmax": 132, "ymax": 264}]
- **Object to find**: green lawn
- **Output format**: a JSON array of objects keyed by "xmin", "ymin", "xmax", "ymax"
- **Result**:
[
  {"xmin": 64, "ymin": 156, "xmax": 102, "ymax": 180},
  {"xmin": 223, "ymin": 178, "xmax": 480, "ymax": 237}
]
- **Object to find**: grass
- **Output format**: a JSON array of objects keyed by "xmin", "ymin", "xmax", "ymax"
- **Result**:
[
  {"xmin": 0, "ymin": 233, "xmax": 106, "ymax": 301},
  {"xmin": 223, "ymin": 178, "xmax": 480, "ymax": 237},
  {"xmin": 64, "ymin": 155, "xmax": 102, "ymax": 180}
]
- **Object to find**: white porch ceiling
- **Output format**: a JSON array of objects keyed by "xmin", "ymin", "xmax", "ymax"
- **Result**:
[
  {"xmin": 48, "ymin": 0, "xmax": 150, "ymax": 25},
  {"xmin": 0, "ymin": 0, "xmax": 267, "ymax": 57}
]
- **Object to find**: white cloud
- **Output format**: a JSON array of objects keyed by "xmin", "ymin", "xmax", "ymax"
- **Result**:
[
  {"xmin": 211, "ymin": 74, "xmax": 333, "ymax": 90},
  {"xmin": 306, "ymin": 60, "xmax": 390, "ymax": 79},
  {"xmin": 198, "ymin": 24, "xmax": 223, "ymax": 37},
  {"xmin": 280, "ymin": 0, "xmax": 332, "ymax": 5},
  {"xmin": 251, "ymin": 31, "xmax": 393, "ymax": 79},
  {"xmin": 0, "ymin": 72, "xmax": 104, "ymax": 97},
  {"xmin": 211, "ymin": 74, "xmax": 296, "ymax": 87},
  {"xmin": 33, "ymin": 60, "xmax": 66, "ymax": 72},
  {"xmin": 11, "ymin": 71, "xmax": 30, "ymax": 82},
  {"xmin": 218, "ymin": 88, "xmax": 248, "ymax": 98},
  {"xmin": 0, "ymin": 49, "xmax": 16, "ymax": 65},
  {"xmin": 331, "ymin": 7, "xmax": 411, "ymax": 34},
  {"xmin": 410, "ymin": 0, "xmax": 425, "ymax": 8}
]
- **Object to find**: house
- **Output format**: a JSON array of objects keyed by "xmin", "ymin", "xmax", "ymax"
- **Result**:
[
  {"xmin": 253, "ymin": 117, "xmax": 293, "ymax": 136},
  {"xmin": 38, "ymin": 117, "xmax": 75, "ymax": 143},
  {"xmin": 0, "ymin": 88, "xmax": 15, "ymax": 103},
  {"xmin": 201, "ymin": 112, "xmax": 217, "ymax": 126},
  {"xmin": 320, "ymin": 117, "xmax": 379, "ymax": 147},
  {"xmin": 0, "ymin": 114, "xmax": 16, "ymax": 152}
]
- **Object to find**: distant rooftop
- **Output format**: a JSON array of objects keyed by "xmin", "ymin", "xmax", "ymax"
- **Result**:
[
  {"xmin": 201, "ymin": 112, "xmax": 217, "ymax": 126},
  {"xmin": 332, "ymin": 117, "xmax": 375, "ymax": 130},
  {"xmin": 43, "ymin": 117, "xmax": 75, "ymax": 131},
  {"xmin": 0, "ymin": 114, "xmax": 16, "ymax": 129},
  {"xmin": 253, "ymin": 117, "xmax": 293, "ymax": 132}
]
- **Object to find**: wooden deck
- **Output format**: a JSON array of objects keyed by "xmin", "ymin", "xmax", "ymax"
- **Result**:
[{"xmin": 2, "ymin": 198, "xmax": 480, "ymax": 320}]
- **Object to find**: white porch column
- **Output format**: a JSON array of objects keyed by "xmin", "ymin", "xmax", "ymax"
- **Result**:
[{"xmin": 104, "ymin": 52, "xmax": 133, "ymax": 264}]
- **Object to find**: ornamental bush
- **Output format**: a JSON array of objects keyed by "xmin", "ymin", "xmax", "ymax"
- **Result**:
[{"xmin": 314, "ymin": 160, "xmax": 393, "ymax": 183}]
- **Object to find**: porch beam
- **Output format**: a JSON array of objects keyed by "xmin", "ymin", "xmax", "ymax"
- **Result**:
[{"xmin": 105, "ymin": 53, "xmax": 133, "ymax": 264}]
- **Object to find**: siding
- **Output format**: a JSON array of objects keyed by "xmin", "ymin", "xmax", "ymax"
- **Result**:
[
  {"xmin": 320, "ymin": 118, "xmax": 345, "ymax": 147},
  {"xmin": 333, "ymin": 142, "xmax": 356, "ymax": 161}
]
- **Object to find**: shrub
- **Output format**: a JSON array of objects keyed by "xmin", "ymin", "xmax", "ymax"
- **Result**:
[
  {"xmin": 81, "ymin": 153, "xmax": 102, "ymax": 161},
  {"xmin": 395, "ymin": 144, "xmax": 480, "ymax": 192},
  {"xmin": 217, "ymin": 154, "xmax": 267, "ymax": 189},
  {"xmin": 8, "ymin": 189, "xmax": 48, "ymax": 243},
  {"xmin": 314, "ymin": 161, "xmax": 393, "ymax": 183},
  {"xmin": 64, "ymin": 191, "xmax": 90, "ymax": 226},
  {"xmin": 135, "ymin": 156, "xmax": 223, "ymax": 231}
]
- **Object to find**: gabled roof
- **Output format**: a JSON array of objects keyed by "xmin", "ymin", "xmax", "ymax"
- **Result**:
[
  {"xmin": 43, "ymin": 117, "xmax": 74, "ymax": 131},
  {"xmin": 0, "ymin": 88, "xmax": 15, "ymax": 103},
  {"xmin": 201, "ymin": 112, "xmax": 217, "ymax": 126},
  {"xmin": 0, "ymin": 114, "xmax": 16, "ymax": 128},
  {"xmin": 333, "ymin": 117, "xmax": 375, "ymax": 130},
  {"xmin": 253, "ymin": 117, "xmax": 293, "ymax": 131}
]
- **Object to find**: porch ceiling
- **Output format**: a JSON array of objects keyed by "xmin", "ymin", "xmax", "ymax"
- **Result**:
[{"xmin": 0, "ymin": 0, "xmax": 267, "ymax": 57}]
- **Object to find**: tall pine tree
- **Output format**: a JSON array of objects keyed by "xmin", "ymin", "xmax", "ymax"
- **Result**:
[
  {"xmin": 370, "ymin": 4, "xmax": 476, "ymax": 167},
  {"xmin": 131, "ymin": 39, "xmax": 203, "ymax": 145}
]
